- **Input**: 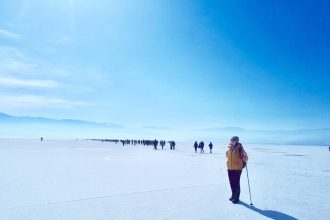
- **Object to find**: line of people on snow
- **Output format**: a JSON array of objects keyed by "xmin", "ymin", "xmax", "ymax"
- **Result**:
[
  {"xmin": 193, "ymin": 141, "xmax": 213, "ymax": 153},
  {"xmin": 94, "ymin": 139, "xmax": 176, "ymax": 150}
]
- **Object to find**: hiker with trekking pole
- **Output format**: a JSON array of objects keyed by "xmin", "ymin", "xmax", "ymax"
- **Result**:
[{"xmin": 226, "ymin": 136, "xmax": 251, "ymax": 204}]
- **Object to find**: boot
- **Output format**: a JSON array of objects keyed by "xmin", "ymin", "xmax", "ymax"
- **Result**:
[{"xmin": 232, "ymin": 198, "xmax": 240, "ymax": 204}]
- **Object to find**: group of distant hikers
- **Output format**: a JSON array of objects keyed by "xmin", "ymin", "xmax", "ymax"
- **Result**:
[
  {"xmin": 99, "ymin": 139, "xmax": 176, "ymax": 150},
  {"xmin": 193, "ymin": 141, "xmax": 213, "ymax": 154}
]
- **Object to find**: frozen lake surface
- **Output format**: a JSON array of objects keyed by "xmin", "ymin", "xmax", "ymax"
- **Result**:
[{"xmin": 0, "ymin": 139, "xmax": 329, "ymax": 220}]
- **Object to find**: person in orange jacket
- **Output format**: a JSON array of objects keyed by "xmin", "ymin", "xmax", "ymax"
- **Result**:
[{"xmin": 226, "ymin": 136, "xmax": 248, "ymax": 204}]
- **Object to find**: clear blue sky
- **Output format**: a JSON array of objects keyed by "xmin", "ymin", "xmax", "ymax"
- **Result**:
[{"xmin": 0, "ymin": 0, "xmax": 329, "ymax": 131}]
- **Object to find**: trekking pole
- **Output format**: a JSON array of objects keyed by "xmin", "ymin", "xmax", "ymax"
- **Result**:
[{"xmin": 245, "ymin": 163, "xmax": 253, "ymax": 206}]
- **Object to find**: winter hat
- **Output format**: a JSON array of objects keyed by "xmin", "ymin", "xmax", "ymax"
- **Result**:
[{"xmin": 230, "ymin": 136, "xmax": 239, "ymax": 142}]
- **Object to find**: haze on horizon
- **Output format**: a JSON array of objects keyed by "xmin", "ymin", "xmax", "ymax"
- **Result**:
[{"xmin": 0, "ymin": 1, "xmax": 329, "ymax": 143}]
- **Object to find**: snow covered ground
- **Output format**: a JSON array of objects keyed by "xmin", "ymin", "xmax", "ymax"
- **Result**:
[{"xmin": 0, "ymin": 139, "xmax": 329, "ymax": 220}]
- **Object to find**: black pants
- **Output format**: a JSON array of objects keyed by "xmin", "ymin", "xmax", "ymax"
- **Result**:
[{"xmin": 228, "ymin": 170, "xmax": 242, "ymax": 200}]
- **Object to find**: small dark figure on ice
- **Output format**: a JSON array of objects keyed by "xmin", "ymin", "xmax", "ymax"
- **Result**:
[
  {"xmin": 209, "ymin": 142, "xmax": 213, "ymax": 154},
  {"xmin": 194, "ymin": 141, "xmax": 198, "ymax": 153},
  {"xmin": 199, "ymin": 141, "xmax": 204, "ymax": 153},
  {"xmin": 153, "ymin": 139, "xmax": 158, "ymax": 150},
  {"xmin": 169, "ymin": 141, "xmax": 176, "ymax": 150},
  {"xmin": 160, "ymin": 140, "xmax": 166, "ymax": 149}
]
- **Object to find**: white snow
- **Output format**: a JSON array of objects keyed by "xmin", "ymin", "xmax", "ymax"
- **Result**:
[{"xmin": 0, "ymin": 139, "xmax": 329, "ymax": 220}]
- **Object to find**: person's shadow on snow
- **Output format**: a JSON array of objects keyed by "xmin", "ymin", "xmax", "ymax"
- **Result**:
[{"xmin": 240, "ymin": 201, "xmax": 298, "ymax": 220}]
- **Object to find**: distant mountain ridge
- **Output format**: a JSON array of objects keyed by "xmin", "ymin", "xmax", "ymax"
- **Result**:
[
  {"xmin": 0, "ymin": 112, "xmax": 124, "ymax": 128},
  {"xmin": 199, "ymin": 126, "xmax": 330, "ymax": 145},
  {"xmin": 201, "ymin": 126, "xmax": 330, "ymax": 133},
  {"xmin": 1, "ymin": 112, "xmax": 329, "ymax": 145}
]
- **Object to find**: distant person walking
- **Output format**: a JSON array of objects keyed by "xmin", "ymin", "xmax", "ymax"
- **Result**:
[
  {"xmin": 170, "ymin": 141, "xmax": 176, "ymax": 150},
  {"xmin": 154, "ymin": 139, "xmax": 158, "ymax": 150},
  {"xmin": 199, "ymin": 141, "xmax": 204, "ymax": 153},
  {"xmin": 40, "ymin": 137, "xmax": 43, "ymax": 142},
  {"xmin": 226, "ymin": 136, "xmax": 248, "ymax": 204},
  {"xmin": 194, "ymin": 141, "xmax": 198, "ymax": 153},
  {"xmin": 160, "ymin": 140, "xmax": 166, "ymax": 149},
  {"xmin": 209, "ymin": 142, "xmax": 213, "ymax": 154}
]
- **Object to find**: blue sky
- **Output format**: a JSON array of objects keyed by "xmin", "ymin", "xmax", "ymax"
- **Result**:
[{"xmin": 0, "ymin": 0, "xmax": 329, "ymax": 133}]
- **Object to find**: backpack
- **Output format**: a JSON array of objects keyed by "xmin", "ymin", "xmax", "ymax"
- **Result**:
[
  {"xmin": 239, "ymin": 146, "xmax": 247, "ymax": 169},
  {"xmin": 242, "ymin": 161, "xmax": 247, "ymax": 169}
]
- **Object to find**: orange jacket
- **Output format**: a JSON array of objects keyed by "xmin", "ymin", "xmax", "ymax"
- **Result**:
[{"xmin": 226, "ymin": 143, "xmax": 248, "ymax": 170}]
